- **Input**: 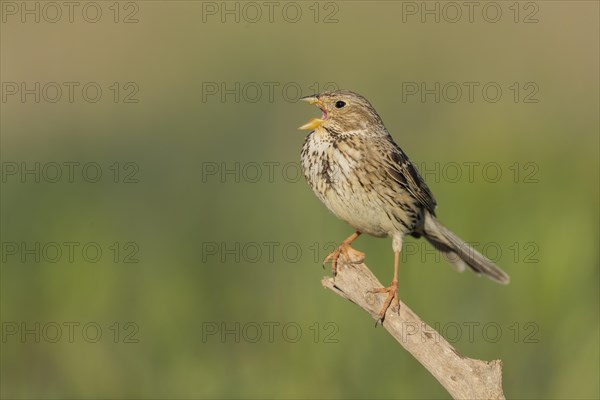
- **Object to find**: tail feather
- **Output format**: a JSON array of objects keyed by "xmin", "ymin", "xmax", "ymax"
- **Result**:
[{"xmin": 423, "ymin": 213, "xmax": 510, "ymax": 284}]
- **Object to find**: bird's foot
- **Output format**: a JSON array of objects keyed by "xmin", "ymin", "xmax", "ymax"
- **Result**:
[
  {"xmin": 323, "ymin": 243, "xmax": 365, "ymax": 276},
  {"xmin": 369, "ymin": 280, "xmax": 399, "ymax": 325}
]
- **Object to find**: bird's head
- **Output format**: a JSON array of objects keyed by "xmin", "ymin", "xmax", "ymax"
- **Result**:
[{"xmin": 298, "ymin": 90, "xmax": 385, "ymax": 135}]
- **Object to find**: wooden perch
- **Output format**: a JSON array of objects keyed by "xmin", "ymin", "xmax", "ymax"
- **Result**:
[{"xmin": 321, "ymin": 257, "xmax": 505, "ymax": 400}]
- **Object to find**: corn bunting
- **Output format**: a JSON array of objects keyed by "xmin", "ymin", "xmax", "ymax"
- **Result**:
[{"xmin": 298, "ymin": 90, "xmax": 509, "ymax": 323}]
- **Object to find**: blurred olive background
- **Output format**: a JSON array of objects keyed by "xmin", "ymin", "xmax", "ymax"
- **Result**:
[{"xmin": 1, "ymin": 1, "xmax": 598, "ymax": 399}]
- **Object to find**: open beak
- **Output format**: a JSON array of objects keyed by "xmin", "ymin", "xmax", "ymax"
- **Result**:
[{"xmin": 298, "ymin": 96, "xmax": 327, "ymax": 130}]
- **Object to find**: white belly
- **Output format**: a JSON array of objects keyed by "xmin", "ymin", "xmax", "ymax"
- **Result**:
[{"xmin": 301, "ymin": 132, "xmax": 405, "ymax": 238}]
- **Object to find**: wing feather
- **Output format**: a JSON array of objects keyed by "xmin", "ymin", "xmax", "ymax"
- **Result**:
[{"xmin": 383, "ymin": 140, "xmax": 437, "ymax": 215}]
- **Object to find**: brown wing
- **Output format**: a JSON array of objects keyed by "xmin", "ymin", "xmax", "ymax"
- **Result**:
[{"xmin": 383, "ymin": 140, "xmax": 437, "ymax": 215}]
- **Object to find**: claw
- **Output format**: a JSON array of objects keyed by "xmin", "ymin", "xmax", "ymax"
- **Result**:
[
  {"xmin": 323, "ymin": 243, "xmax": 365, "ymax": 276},
  {"xmin": 369, "ymin": 281, "xmax": 399, "ymax": 324}
]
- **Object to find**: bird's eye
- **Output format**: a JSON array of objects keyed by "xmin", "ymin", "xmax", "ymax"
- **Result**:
[{"xmin": 335, "ymin": 101, "xmax": 346, "ymax": 108}]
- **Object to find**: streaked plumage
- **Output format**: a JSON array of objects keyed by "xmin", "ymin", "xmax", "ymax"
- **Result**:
[{"xmin": 298, "ymin": 90, "xmax": 509, "ymax": 322}]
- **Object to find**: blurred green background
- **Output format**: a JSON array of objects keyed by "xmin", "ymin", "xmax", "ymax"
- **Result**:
[{"xmin": 1, "ymin": 1, "xmax": 598, "ymax": 399}]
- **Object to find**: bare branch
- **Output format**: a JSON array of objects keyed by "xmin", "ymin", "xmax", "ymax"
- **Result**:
[{"xmin": 321, "ymin": 257, "xmax": 506, "ymax": 400}]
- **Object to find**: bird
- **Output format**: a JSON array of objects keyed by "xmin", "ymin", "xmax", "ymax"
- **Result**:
[{"xmin": 298, "ymin": 89, "xmax": 509, "ymax": 323}]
